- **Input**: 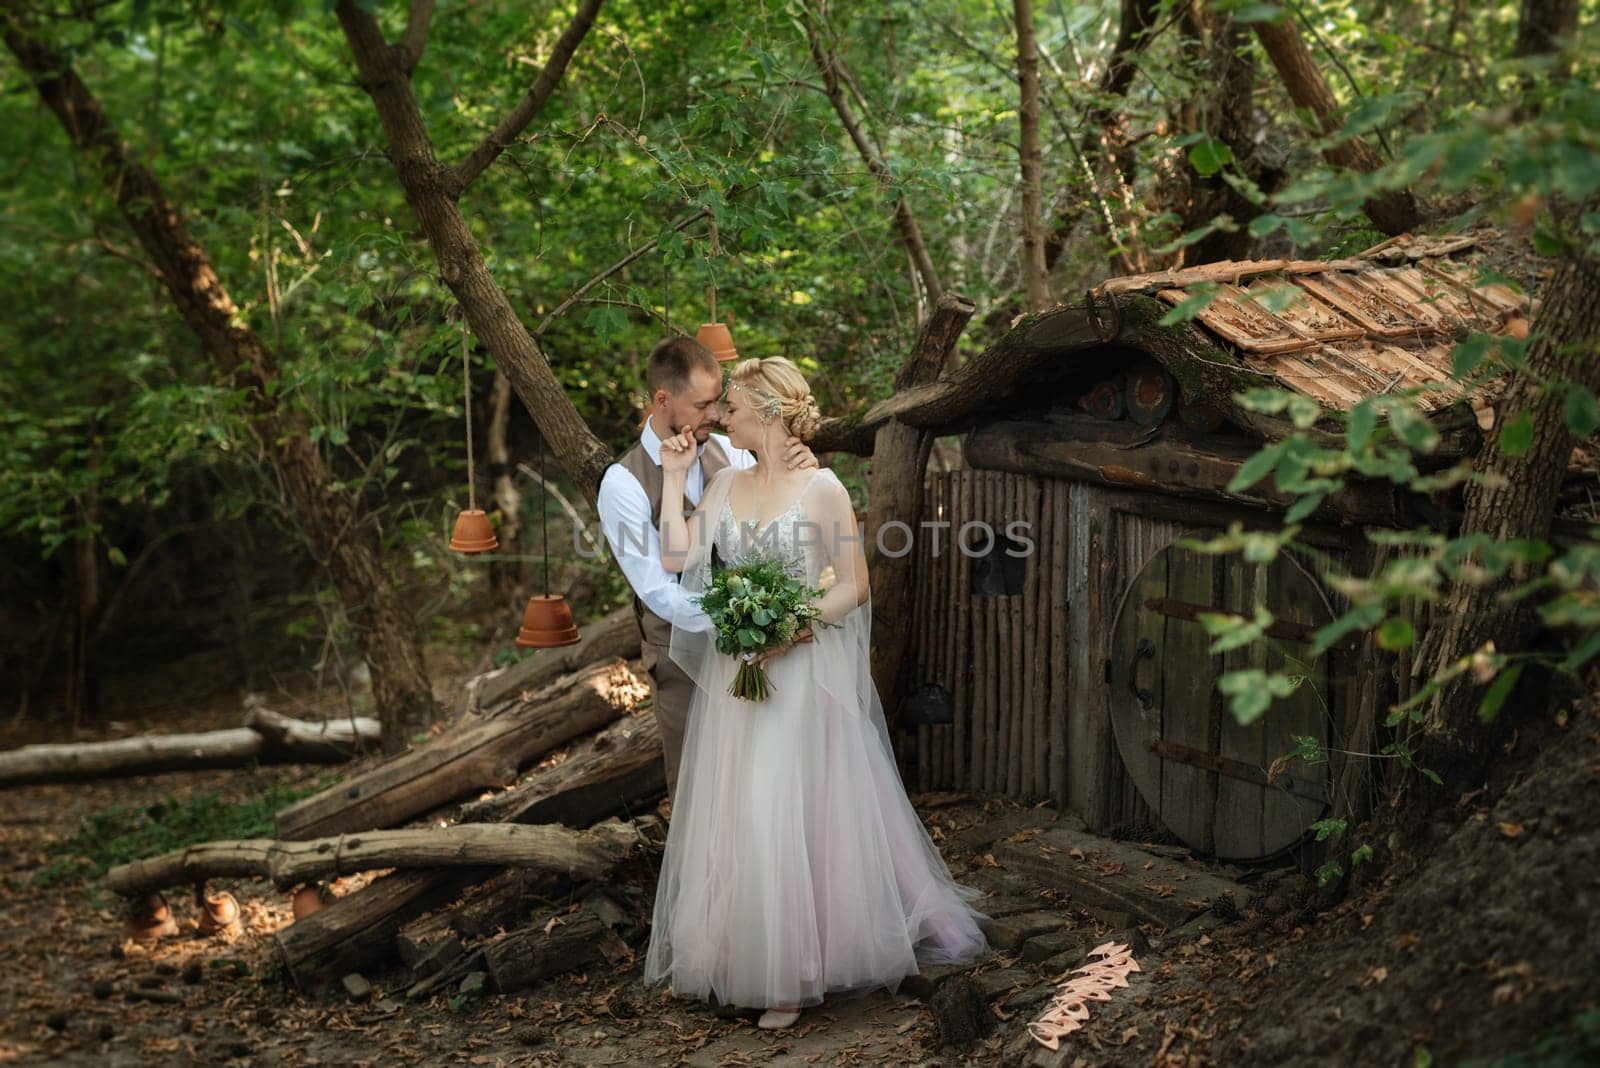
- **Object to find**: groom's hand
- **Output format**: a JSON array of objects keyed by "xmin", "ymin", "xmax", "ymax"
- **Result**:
[{"xmin": 782, "ymin": 437, "xmax": 819, "ymax": 471}]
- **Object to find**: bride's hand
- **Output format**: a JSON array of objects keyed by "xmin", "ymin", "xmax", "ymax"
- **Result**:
[
  {"xmin": 756, "ymin": 628, "xmax": 812, "ymax": 666},
  {"xmin": 659, "ymin": 425, "xmax": 698, "ymax": 475}
]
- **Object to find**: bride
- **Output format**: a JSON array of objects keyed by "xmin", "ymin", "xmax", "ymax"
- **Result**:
[{"xmin": 643, "ymin": 355, "xmax": 988, "ymax": 1030}]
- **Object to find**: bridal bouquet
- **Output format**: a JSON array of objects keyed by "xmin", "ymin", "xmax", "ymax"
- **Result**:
[{"xmin": 693, "ymin": 556, "xmax": 829, "ymax": 701}]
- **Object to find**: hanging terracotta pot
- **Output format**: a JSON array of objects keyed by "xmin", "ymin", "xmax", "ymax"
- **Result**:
[
  {"xmin": 515, "ymin": 594, "xmax": 582, "ymax": 648},
  {"xmin": 696, "ymin": 322, "xmax": 739, "ymax": 363},
  {"xmin": 449, "ymin": 508, "xmax": 499, "ymax": 554}
]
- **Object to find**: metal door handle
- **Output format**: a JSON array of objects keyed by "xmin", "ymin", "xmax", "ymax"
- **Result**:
[{"xmin": 1128, "ymin": 638, "xmax": 1155, "ymax": 710}]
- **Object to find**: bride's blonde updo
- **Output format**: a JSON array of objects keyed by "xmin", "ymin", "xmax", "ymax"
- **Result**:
[{"xmin": 727, "ymin": 357, "xmax": 822, "ymax": 443}]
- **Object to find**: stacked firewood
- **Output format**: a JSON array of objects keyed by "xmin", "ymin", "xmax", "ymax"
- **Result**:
[{"xmin": 103, "ymin": 607, "xmax": 669, "ymax": 998}]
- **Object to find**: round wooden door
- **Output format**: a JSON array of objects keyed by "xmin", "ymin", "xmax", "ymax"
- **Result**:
[{"xmin": 1107, "ymin": 540, "xmax": 1335, "ymax": 860}]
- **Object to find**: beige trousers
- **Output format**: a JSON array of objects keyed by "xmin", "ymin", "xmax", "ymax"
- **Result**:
[{"xmin": 642, "ymin": 638, "xmax": 694, "ymax": 800}]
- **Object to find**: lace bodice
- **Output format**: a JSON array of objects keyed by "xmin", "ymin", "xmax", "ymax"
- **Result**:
[{"xmin": 713, "ymin": 497, "xmax": 823, "ymax": 580}]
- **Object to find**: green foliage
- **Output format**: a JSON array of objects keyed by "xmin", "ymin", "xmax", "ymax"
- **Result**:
[
  {"xmin": 33, "ymin": 782, "xmax": 318, "ymax": 887},
  {"xmin": 1467, "ymin": 1009, "xmax": 1600, "ymax": 1068}
]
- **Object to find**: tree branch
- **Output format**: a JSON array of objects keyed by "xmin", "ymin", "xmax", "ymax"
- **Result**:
[
  {"xmin": 534, "ymin": 208, "xmax": 709, "ymax": 336},
  {"xmin": 447, "ymin": 0, "xmax": 606, "ymax": 196},
  {"xmin": 397, "ymin": 0, "xmax": 435, "ymax": 74},
  {"xmin": 800, "ymin": 7, "xmax": 943, "ymax": 307}
]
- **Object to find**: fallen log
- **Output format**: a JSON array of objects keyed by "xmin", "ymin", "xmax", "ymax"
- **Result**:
[
  {"xmin": 483, "ymin": 906, "xmax": 630, "ymax": 995},
  {"xmin": 274, "ymin": 659, "xmax": 649, "ymax": 840},
  {"xmin": 469, "ymin": 605, "xmax": 640, "ymax": 714},
  {"xmin": 274, "ymin": 711, "xmax": 663, "ymax": 992},
  {"xmin": 105, "ymin": 821, "xmax": 640, "ymax": 897},
  {"xmin": 397, "ymin": 868, "xmax": 541, "ymax": 977},
  {"xmin": 274, "ymin": 869, "xmax": 487, "ymax": 993},
  {"xmin": 245, "ymin": 706, "xmax": 380, "ymax": 762},
  {"xmin": 0, "ymin": 711, "xmax": 382, "ymax": 787},
  {"xmin": 457, "ymin": 711, "xmax": 664, "ymax": 825},
  {"xmin": 269, "ymin": 820, "xmax": 639, "ymax": 992}
]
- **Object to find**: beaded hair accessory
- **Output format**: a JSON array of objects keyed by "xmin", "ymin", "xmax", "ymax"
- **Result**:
[{"xmin": 727, "ymin": 380, "xmax": 783, "ymax": 424}]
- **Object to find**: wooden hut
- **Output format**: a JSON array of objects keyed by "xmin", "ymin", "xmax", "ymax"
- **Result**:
[{"xmin": 893, "ymin": 233, "xmax": 1586, "ymax": 863}]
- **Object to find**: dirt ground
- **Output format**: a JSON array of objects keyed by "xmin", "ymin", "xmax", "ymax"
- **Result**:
[{"xmin": 3, "ymin": 655, "xmax": 1598, "ymax": 1067}]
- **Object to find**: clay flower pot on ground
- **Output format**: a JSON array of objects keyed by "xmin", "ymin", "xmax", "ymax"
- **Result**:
[
  {"xmin": 516, "ymin": 594, "xmax": 582, "ymax": 648},
  {"xmin": 196, "ymin": 891, "xmax": 241, "ymax": 937},
  {"xmin": 449, "ymin": 509, "xmax": 499, "ymax": 554}
]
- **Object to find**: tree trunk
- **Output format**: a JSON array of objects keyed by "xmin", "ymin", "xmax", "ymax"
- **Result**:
[
  {"xmin": 1252, "ymin": 16, "xmax": 1420, "ymax": 236},
  {"xmin": 2, "ymin": 9, "xmax": 438, "ymax": 736},
  {"xmin": 273, "ymin": 659, "xmax": 648, "ymax": 840},
  {"xmin": 1514, "ymin": 0, "xmax": 1580, "ymax": 63},
  {"xmin": 0, "ymin": 712, "xmax": 381, "ymax": 787},
  {"xmin": 334, "ymin": 1, "xmax": 615, "ymax": 508},
  {"xmin": 65, "ymin": 528, "xmax": 100, "ymax": 728},
  {"xmin": 105, "ymin": 820, "xmax": 638, "ymax": 897},
  {"xmin": 1014, "ymin": 0, "xmax": 1050, "ymax": 310},
  {"xmin": 1418, "ymin": 198, "xmax": 1600, "ymax": 789},
  {"xmin": 1513, "ymin": 0, "xmax": 1581, "ymax": 114},
  {"xmin": 1176, "ymin": 12, "xmax": 1271, "ymax": 264},
  {"xmin": 868, "ymin": 295, "xmax": 977, "ymax": 727}
]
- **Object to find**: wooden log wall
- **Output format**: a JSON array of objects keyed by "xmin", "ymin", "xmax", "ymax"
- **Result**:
[
  {"xmin": 899, "ymin": 470, "xmax": 1069, "ymax": 802},
  {"xmin": 898, "ymin": 471, "xmax": 1363, "ymax": 842}
]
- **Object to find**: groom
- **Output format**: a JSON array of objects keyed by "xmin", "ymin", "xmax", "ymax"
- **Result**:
[{"xmin": 596, "ymin": 336, "xmax": 818, "ymax": 802}]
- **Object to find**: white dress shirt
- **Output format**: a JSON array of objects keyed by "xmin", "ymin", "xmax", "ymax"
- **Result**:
[{"xmin": 596, "ymin": 419, "xmax": 755, "ymax": 628}]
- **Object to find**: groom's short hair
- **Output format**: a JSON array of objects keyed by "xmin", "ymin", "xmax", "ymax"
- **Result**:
[{"xmin": 646, "ymin": 336, "xmax": 720, "ymax": 397}]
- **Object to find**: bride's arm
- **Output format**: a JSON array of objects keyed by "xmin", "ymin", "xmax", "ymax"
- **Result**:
[
  {"xmin": 812, "ymin": 478, "xmax": 870, "ymax": 625},
  {"xmin": 658, "ymin": 428, "xmax": 700, "ymax": 573}
]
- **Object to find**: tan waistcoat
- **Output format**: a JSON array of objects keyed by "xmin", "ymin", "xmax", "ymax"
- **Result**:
[{"xmin": 611, "ymin": 435, "xmax": 733, "ymax": 647}]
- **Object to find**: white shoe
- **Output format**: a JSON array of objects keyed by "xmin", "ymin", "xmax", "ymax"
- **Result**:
[{"xmin": 757, "ymin": 1007, "xmax": 801, "ymax": 1029}]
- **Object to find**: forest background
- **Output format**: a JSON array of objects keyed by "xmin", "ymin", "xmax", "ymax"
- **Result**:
[{"xmin": 3, "ymin": 0, "xmax": 1598, "ymax": 814}]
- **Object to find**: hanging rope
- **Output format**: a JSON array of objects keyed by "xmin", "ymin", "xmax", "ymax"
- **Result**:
[
  {"xmin": 539, "ymin": 433, "xmax": 550, "ymax": 595},
  {"xmin": 461, "ymin": 322, "xmax": 476, "ymax": 512}
]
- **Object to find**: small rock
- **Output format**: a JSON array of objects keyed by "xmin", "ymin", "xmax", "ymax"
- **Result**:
[
  {"xmin": 341, "ymin": 973, "xmax": 374, "ymax": 1003},
  {"xmin": 458, "ymin": 971, "xmax": 488, "ymax": 997},
  {"xmin": 91, "ymin": 980, "xmax": 115, "ymax": 1000},
  {"xmin": 181, "ymin": 960, "xmax": 204, "ymax": 985},
  {"xmin": 371, "ymin": 998, "xmax": 403, "ymax": 1015},
  {"xmin": 46, "ymin": 1011, "xmax": 70, "ymax": 1033},
  {"xmin": 1021, "ymin": 929, "xmax": 1088, "ymax": 965},
  {"xmin": 95, "ymin": 1021, "xmax": 115, "ymax": 1042},
  {"xmin": 981, "ymin": 910, "xmax": 1070, "ymax": 953}
]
